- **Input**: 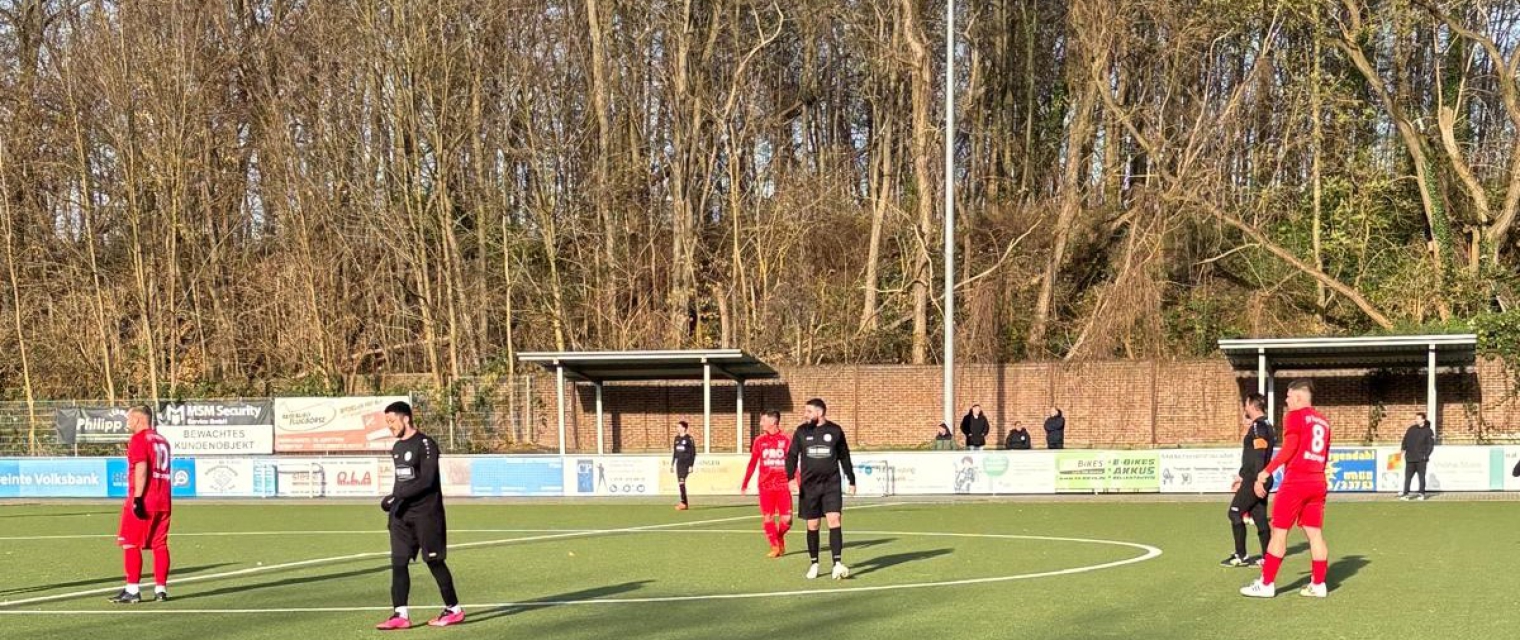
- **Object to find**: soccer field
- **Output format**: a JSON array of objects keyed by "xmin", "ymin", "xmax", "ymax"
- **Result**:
[{"xmin": 1, "ymin": 498, "xmax": 1515, "ymax": 639}]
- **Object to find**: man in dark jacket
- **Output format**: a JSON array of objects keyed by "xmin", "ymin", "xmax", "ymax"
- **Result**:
[
  {"xmin": 1005, "ymin": 421, "xmax": 1032, "ymax": 450},
  {"xmin": 1043, "ymin": 407, "xmax": 1066, "ymax": 450},
  {"xmin": 1400, "ymin": 413, "xmax": 1436, "ymax": 501},
  {"xmin": 960, "ymin": 404, "xmax": 990, "ymax": 451}
]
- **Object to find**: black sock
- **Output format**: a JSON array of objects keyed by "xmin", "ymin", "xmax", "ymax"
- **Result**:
[
  {"xmin": 679, "ymin": 482, "xmax": 688, "ymax": 505},
  {"xmin": 829, "ymin": 527, "xmax": 843, "ymax": 563},
  {"xmin": 391, "ymin": 561, "xmax": 410, "ymax": 610},
  {"xmin": 1231, "ymin": 519, "xmax": 1248, "ymax": 558},
  {"xmin": 1252, "ymin": 507, "xmax": 1271, "ymax": 555},
  {"xmin": 807, "ymin": 528, "xmax": 820, "ymax": 563},
  {"xmin": 426, "ymin": 560, "xmax": 458, "ymax": 608}
]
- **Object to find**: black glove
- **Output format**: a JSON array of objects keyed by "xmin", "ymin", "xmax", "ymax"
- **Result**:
[
  {"xmin": 380, "ymin": 495, "xmax": 397, "ymax": 513},
  {"xmin": 132, "ymin": 497, "xmax": 148, "ymax": 520}
]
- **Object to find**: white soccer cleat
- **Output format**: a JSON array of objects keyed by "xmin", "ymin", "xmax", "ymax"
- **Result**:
[
  {"xmin": 805, "ymin": 563, "xmax": 819, "ymax": 580},
  {"xmin": 1299, "ymin": 583, "xmax": 1328, "ymax": 598},
  {"xmin": 1239, "ymin": 579, "xmax": 1275, "ymax": 598},
  {"xmin": 831, "ymin": 562, "xmax": 850, "ymax": 580}
]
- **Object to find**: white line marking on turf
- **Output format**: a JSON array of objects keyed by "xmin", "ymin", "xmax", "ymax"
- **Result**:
[
  {"xmin": 0, "ymin": 527, "xmax": 1161, "ymax": 615},
  {"xmin": 0, "ymin": 502, "xmax": 907, "ymax": 608},
  {"xmin": 0, "ymin": 529, "xmax": 609, "ymax": 541}
]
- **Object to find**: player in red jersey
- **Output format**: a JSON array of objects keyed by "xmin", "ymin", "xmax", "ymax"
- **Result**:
[
  {"xmin": 741, "ymin": 411, "xmax": 793, "ymax": 558},
  {"xmin": 109, "ymin": 405, "xmax": 173, "ymax": 604},
  {"xmin": 1241, "ymin": 379, "xmax": 1331, "ymax": 599}
]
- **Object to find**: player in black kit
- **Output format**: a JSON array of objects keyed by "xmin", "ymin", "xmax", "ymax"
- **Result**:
[
  {"xmin": 785, "ymin": 398, "xmax": 856, "ymax": 580},
  {"xmin": 672, "ymin": 421, "xmax": 697, "ymax": 510},
  {"xmin": 375, "ymin": 401, "xmax": 464, "ymax": 630},
  {"xmin": 1222, "ymin": 393, "xmax": 1276, "ymax": 568}
]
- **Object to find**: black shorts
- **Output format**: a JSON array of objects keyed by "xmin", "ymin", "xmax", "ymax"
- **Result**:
[
  {"xmin": 676, "ymin": 462, "xmax": 693, "ymax": 481},
  {"xmin": 798, "ymin": 483, "xmax": 843, "ymax": 520},
  {"xmin": 390, "ymin": 511, "xmax": 448, "ymax": 562},
  {"xmin": 1229, "ymin": 477, "xmax": 1272, "ymax": 515}
]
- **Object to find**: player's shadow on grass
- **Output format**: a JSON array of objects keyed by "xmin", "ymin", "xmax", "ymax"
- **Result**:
[
  {"xmin": 849, "ymin": 548, "xmax": 953, "ymax": 577},
  {"xmin": 1281, "ymin": 555, "xmax": 1371, "ymax": 591},
  {"xmin": 0, "ymin": 563, "xmax": 236, "ymax": 596},
  {"xmin": 468, "ymin": 580, "xmax": 653, "ymax": 624},
  {"xmin": 170, "ymin": 565, "xmax": 390, "ymax": 602},
  {"xmin": 845, "ymin": 537, "xmax": 896, "ymax": 550},
  {"xmin": 0, "ymin": 510, "xmax": 115, "ymax": 519}
]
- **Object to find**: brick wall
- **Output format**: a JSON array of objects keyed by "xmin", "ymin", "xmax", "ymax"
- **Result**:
[{"xmin": 521, "ymin": 359, "xmax": 1520, "ymax": 453}]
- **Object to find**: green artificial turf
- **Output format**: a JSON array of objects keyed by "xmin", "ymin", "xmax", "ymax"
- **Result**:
[{"xmin": 1, "ymin": 498, "xmax": 1516, "ymax": 639}]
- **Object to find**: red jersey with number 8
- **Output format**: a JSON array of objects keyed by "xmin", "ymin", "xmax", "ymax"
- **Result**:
[
  {"xmin": 1281, "ymin": 407, "xmax": 1331, "ymax": 484},
  {"xmin": 127, "ymin": 429, "xmax": 173, "ymax": 513}
]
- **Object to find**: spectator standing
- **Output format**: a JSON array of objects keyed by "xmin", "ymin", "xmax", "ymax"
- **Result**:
[
  {"xmin": 1399, "ymin": 413, "xmax": 1436, "ymax": 501},
  {"xmin": 960, "ymin": 404, "xmax": 990, "ymax": 451},
  {"xmin": 1005, "ymin": 421, "xmax": 1032, "ymax": 450},
  {"xmin": 1044, "ymin": 407, "xmax": 1066, "ymax": 450},
  {"xmin": 932, "ymin": 423, "xmax": 956, "ymax": 451}
]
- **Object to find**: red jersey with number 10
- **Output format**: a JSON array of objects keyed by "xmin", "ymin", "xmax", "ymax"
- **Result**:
[
  {"xmin": 127, "ymin": 429, "xmax": 173, "ymax": 513},
  {"xmin": 1279, "ymin": 407, "xmax": 1331, "ymax": 484},
  {"xmin": 743, "ymin": 432, "xmax": 792, "ymax": 492}
]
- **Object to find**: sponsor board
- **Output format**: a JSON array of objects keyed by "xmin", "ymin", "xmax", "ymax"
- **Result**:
[
  {"xmin": 54, "ymin": 407, "xmax": 131, "ymax": 444},
  {"xmin": 1325, "ymin": 448, "xmax": 1376, "ymax": 492},
  {"xmin": 440, "ymin": 457, "xmax": 473, "ymax": 497},
  {"xmin": 1055, "ymin": 451, "xmax": 1160, "ymax": 493},
  {"xmin": 272, "ymin": 458, "xmax": 386, "ymax": 497},
  {"xmin": 107, "ymin": 458, "xmax": 196, "ymax": 498},
  {"xmin": 564, "ymin": 456, "xmax": 661, "ymax": 496},
  {"xmin": 194, "ymin": 458, "xmax": 262, "ymax": 497},
  {"xmin": 158, "ymin": 400, "xmax": 275, "ymax": 455},
  {"xmin": 273, "ymin": 396, "xmax": 409, "ymax": 453},
  {"xmin": 469, "ymin": 457, "xmax": 563, "ymax": 497},
  {"xmin": 664, "ymin": 455, "xmax": 748, "ymax": 496},
  {"xmin": 1503, "ymin": 447, "xmax": 1520, "ymax": 491},
  {"xmin": 0, "ymin": 459, "xmax": 109, "ymax": 498},
  {"xmin": 1160, "ymin": 449, "xmax": 1240, "ymax": 494}
]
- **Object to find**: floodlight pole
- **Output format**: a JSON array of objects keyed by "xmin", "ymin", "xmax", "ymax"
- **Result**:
[{"xmin": 942, "ymin": 0, "xmax": 957, "ymax": 432}]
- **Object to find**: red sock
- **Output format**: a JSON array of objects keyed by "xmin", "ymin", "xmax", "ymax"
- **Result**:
[
  {"xmin": 1311, "ymin": 559, "xmax": 1327, "ymax": 585},
  {"xmin": 763, "ymin": 521, "xmax": 778, "ymax": 546},
  {"xmin": 778, "ymin": 519, "xmax": 790, "ymax": 538},
  {"xmin": 152, "ymin": 547, "xmax": 171, "ymax": 588},
  {"xmin": 1261, "ymin": 552, "xmax": 1284, "ymax": 585},
  {"xmin": 124, "ymin": 549, "xmax": 143, "ymax": 585}
]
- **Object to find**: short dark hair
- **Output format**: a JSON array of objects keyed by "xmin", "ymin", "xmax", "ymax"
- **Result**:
[
  {"xmin": 1244, "ymin": 393, "xmax": 1267, "ymax": 412},
  {"xmin": 677, "ymin": 420, "xmax": 689, "ymax": 429},
  {"xmin": 805, "ymin": 398, "xmax": 827, "ymax": 413},
  {"xmin": 762, "ymin": 411, "xmax": 781, "ymax": 422},
  {"xmin": 1288, "ymin": 379, "xmax": 1314, "ymax": 394},
  {"xmin": 1416, "ymin": 412, "xmax": 1427, "ymax": 420},
  {"xmin": 384, "ymin": 401, "xmax": 413, "ymax": 419}
]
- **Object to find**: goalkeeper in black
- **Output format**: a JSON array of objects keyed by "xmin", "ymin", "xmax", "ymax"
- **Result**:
[
  {"xmin": 375, "ymin": 401, "xmax": 464, "ymax": 630},
  {"xmin": 785, "ymin": 397, "xmax": 856, "ymax": 580},
  {"xmin": 1222, "ymin": 393, "xmax": 1276, "ymax": 568}
]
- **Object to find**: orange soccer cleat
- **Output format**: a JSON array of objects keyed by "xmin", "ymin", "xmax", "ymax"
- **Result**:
[
  {"xmin": 766, "ymin": 545, "xmax": 781, "ymax": 558},
  {"xmin": 675, "ymin": 503, "xmax": 689, "ymax": 511}
]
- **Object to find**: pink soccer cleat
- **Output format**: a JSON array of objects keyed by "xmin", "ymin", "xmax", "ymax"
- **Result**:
[
  {"xmin": 375, "ymin": 615, "xmax": 412, "ymax": 631},
  {"xmin": 428, "ymin": 608, "xmax": 466, "ymax": 627}
]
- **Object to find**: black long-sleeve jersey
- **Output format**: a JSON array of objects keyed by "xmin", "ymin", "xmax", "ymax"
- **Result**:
[
  {"xmin": 785, "ymin": 420, "xmax": 856, "ymax": 487},
  {"xmin": 1238, "ymin": 417, "xmax": 1276, "ymax": 480},
  {"xmin": 390, "ymin": 431, "xmax": 444, "ymax": 517}
]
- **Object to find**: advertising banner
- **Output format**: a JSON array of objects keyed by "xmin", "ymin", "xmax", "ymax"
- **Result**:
[
  {"xmin": 850, "ymin": 455, "xmax": 936, "ymax": 494},
  {"xmin": 1425, "ymin": 446, "xmax": 1495, "ymax": 491},
  {"xmin": 1055, "ymin": 451, "xmax": 1160, "ymax": 493},
  {"xmin": 1160, "ymin": 449, "xmax": 1241, "ymax": 494},
  {"xmin": 469, "ymin": 457, "xmax": 563, "ymax": 497},
  {"xmin": 273, "ymin": 396, "xmax": 409, "ymax": 452},
  {"xmin": 53, "ymin": 407, "xmax": 131, "ymax": 444},
  {"xmin": 564, "ymin": 456, "xmax": 661, "ymax": 496},
  {"xmin": 0, "ymin": 459, "xmax": 109, "ymax": 497},
  {"xmin": 1326, "ymin": 448, "xmax": 1377, "ymax": 492},
  {"xmin": 1503, "ymin": 447, "xmax": 1520, "ymax": 492},
  {"xmin": 663, "ymin": 455, "xmax": 748, "ymax": 496},
  {"xmin": 158, "ymin": 400, "xmax": 274, "ymax": 455},
  {"xmin": 107, "ymin": 458, "xmax": 196, "ymax": 498},
  {"xmin": 194, "ymin": 458, "xmax": 262, "ymax": 497},
  {"xmin": 440, "ymin": 457, "xmax": 473, "ymax": 497}
]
